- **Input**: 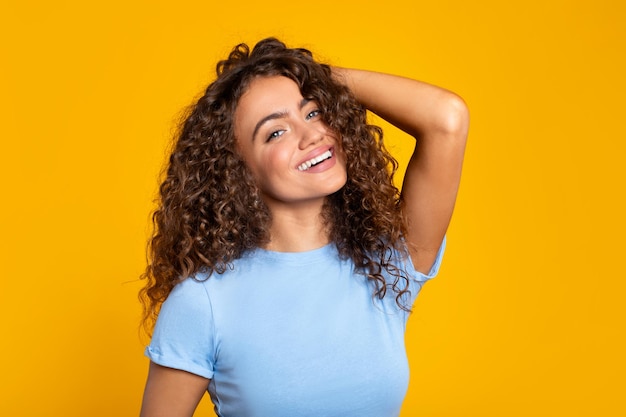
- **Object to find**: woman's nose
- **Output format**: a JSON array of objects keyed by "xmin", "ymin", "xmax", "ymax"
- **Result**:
[{"xmin": 298, "ymin": 123, "xmax": 325, "ymax": 149}]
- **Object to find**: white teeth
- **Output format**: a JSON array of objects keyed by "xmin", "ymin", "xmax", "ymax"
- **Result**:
[{"xmin": 298, "ymin": 150, "xmax": 332, "ymax": 171}]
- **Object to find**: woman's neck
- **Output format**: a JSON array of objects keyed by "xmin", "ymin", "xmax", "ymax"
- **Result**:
[{"xmin": 263, "ymin": 200, "xmax": 330, "ymax": 252}]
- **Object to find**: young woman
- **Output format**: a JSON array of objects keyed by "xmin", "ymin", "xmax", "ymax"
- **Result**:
[{"xmin": 139, "ymin": 38, "xmax": 468, "ymax": 417}]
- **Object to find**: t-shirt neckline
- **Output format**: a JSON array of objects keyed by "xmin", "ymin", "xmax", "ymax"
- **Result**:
[{"xmin": 247, "ymin": 243, "xmax": 338, "ymax": 265}]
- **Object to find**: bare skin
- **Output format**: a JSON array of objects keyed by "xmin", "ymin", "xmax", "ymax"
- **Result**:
[
  {"xmin": 140, "ymin": 361, "xmax": 209, "ymax": 417},
  {"xmin": 333, "ymin": 68, "xmax": 469, "ymax": 272},
  {"xmin": 139, "ymin": 68, "xmax": 469, "ymax": 416}
]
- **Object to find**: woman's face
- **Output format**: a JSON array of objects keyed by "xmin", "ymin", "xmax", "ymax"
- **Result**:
[{"xmin": 234, "ymin": 75, "xmax": 347, "ymax": 211}]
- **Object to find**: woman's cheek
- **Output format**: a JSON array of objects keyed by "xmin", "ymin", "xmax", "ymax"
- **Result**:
[{"xmin": 267, "ymin": 146, "xmax": 292, "ymax": 170}]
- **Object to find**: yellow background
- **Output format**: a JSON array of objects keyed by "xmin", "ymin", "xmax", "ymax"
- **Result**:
[{"xmin": 1, "ymin": 0, "xmax": 624, "ymax": 416}]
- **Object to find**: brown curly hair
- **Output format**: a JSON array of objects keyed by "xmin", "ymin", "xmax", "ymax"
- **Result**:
[{"xmin": 140, "ymin": 37, "xmax": 413, "ymax": 332}]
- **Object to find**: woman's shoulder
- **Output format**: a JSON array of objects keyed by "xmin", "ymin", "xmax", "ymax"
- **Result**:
[{"xmin": 163, "ymin": 273, "xmax": 213, "ymax": 310}]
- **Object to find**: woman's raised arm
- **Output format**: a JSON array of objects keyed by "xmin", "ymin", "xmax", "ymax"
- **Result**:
[{"xmin": 333, "ymin": 68, "xmax": 469, "ymax": 273}]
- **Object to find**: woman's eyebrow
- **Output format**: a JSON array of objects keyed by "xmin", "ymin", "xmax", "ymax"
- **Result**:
[
  {"xmin": 252, "ymin": 110, "xmax": 288, "ymax": 141},
  {"xmin": 251, "ymin": 98, "xmax": 312, "ymax": 141}
]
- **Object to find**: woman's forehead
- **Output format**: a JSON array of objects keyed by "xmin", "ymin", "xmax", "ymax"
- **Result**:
[{"xmin": 234, "ymin": 76, "xmax": 305, "ymax": 133}]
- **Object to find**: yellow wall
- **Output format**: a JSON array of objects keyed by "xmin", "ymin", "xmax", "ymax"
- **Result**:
[{"xmin": 1, "ymin": 1, "xmax": 624, "ymax": 416}]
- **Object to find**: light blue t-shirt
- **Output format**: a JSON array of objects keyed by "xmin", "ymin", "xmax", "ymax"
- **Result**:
[{"xmin": 146, "ymin": 238, "xmax": 445, "ymax": 417}]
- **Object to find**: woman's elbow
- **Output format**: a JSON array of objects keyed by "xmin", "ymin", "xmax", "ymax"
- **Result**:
[{"xmin": 438, "ymin": 93, "xmax": 470, "ymax": 138}]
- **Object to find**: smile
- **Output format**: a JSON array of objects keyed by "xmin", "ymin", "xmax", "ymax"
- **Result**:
[{"xmin": 297, "ymin": 150, "xmax": 332, "ymax": 171}]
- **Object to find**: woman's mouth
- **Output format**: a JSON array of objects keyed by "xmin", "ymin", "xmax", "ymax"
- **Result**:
[{"xmin": 297, "ymin": 149, "xmax": 333, "ymax": 171}]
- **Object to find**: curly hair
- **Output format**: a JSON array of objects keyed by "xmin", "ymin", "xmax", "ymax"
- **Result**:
[{"xmin": 140, "ymin": 37, "xmax": 412, "ymax": 332}]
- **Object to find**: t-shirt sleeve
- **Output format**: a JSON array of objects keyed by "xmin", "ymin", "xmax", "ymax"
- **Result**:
[
  {"xmin": 144, "ymin": 277, "xmax": 216, "ymax": 379},
  {"xmin": 408, "ymin": 235, "xmax": 446, "ymax": 283},
  {"xmin": 399, "ymin": 236, "xmax": 446, "ymax": 312}
]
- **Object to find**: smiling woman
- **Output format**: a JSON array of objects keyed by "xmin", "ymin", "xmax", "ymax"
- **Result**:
[{"xmin": 139, "ymin": 37, "xmax": 468, "ymax": 417}]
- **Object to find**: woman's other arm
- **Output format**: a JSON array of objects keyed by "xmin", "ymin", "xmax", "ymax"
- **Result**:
[
  {"xmin": 333, "ymin": 68, "xmax": 469, "ymax": 273},
  {"xmin": 140, "ymin": 362, "xmax": 209, "ymax": 417}
]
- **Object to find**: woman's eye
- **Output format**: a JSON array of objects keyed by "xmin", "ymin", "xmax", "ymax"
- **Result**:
[
  {"xmin": 306, "ymin": 109, "xmax": 322, "ymax": 120},
  {"xmin": 267, "ymin": 130, "xmax": 285, "ymax": 141}
]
